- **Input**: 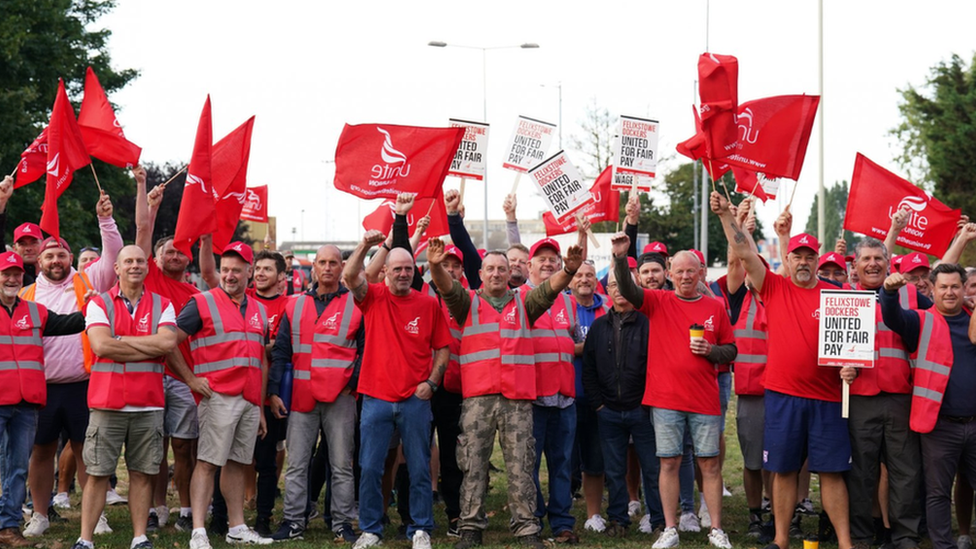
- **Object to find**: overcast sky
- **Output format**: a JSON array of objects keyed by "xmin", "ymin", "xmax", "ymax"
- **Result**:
[{"xmin": 99, "ymin": 0, "xmax": 976, "ymax": 250}]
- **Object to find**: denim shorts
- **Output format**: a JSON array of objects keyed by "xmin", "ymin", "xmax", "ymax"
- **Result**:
[
  {"xmin": 718, "ymin": 371, "xmax": 732, "ymax": 433},
  {"xmin": 652, "ymin": 407, "xmax": 721, "ymax": 458}
]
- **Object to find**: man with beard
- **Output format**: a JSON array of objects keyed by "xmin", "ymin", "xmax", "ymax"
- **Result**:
[
  {"xmin": 507, "ymin": 245, "xmax": 530, "ymax": 289},
  {"xmin": 342, "ymin": 232, "xmax": 451, "ymax": 549},
  {"xmin": 711, "ymin": 191, "xmax": 853, "ymax": 549},
  {"xmin": 638, "ymin": 254, "xmax": 670, "ymax": 291},
  {"xmin": 840, "ymin": 238, "xmax": 930, "ymax": 549},
  {"xmin": 22, "ymin": 191, "xmax": 123, "ymax": 539},
  {"xmin": 135, "ymin": 167, "xmax": 212, "ymax": 532}
]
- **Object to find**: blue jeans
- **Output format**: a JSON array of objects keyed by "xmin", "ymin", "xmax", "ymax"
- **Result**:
[
  {"xmin": 0, "ymin": 405, "xmax": 38, "ymax": 528},
  {"xmin": 597, "ymin": 406, "xmax": 663, "ymax": 527},
  {"xmin": 532, "ymin": 404, "xmax": 576, "ymax": 534},
  {"xmin": 358, "ymin": 396, "xmax": 432, "ymax": 537}
]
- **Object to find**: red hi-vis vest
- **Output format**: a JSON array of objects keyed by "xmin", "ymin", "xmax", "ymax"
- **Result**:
[
  {"xmin": 0, "ymin": 300, "xmax": 48, "ymax": 405},
  {"xmin": 424, "ymin": 283, "xmax": 462, "ymax": 394},
  {"xmin": 733, "ymin": 290, "xmax": 767, "ymax": 396},
  {"xmin": 190, "ymin": 290, "xmax": 267, "ymax": 405},
  {"xmin": 531, "ymin": 292, "xmax": 577, "ymax": 398},
  {"xmin": 909, "ymin": 309, "xmax": 955, "ymax": 433},
  {"xmin": 20, "ymin": 271, "xmax": 95, "ymax": 373},
  {"xmin": 851, "ymin": 285, "xmax": 918, "ymax": 396},
  {"xmin": 458, "ymin": 290, "xmax": 536, "ymax": 399},
  {"xmin": 88, "ymin": 289, "xmax": 169, "ymax": 409},
  {"xmin": 288, "ymin": 291, "xmax": 362, "ymax": 411}
]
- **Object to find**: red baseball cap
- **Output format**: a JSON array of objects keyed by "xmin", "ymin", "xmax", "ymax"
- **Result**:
[
  {"xmin": 0, "ymin": 251, "xmax": 24, "ymax": 272},
  {"xmin": 40, "ymin": 236, "xmax": 71, "ymax": 253},
  {"xmin": 222, "ymin": 241, "xmax": 254, "ymax": 264},
  {"xmin": 899, "ymin": 252, "xmax": 931, "ymax": 274},
  {"xmin": 444, "ymin": 245, "xmax": 464, "ymax": 263},
  {"xmin": 627, "ymin": 257, "xmax": 637, "ymax": 269},
  {"xmin": 818, "ymin": 252, "xmax": 847, "ymax": 272},
  {"xmin": 892, "ymin": 255, "xmax": 903, "ymax": 271},
  {"xmin": 529, "ymin": 238, "xmax": 561, "ymax": 258},
  {"xmin": 787, "ymin": 233, "xmax": 820, "ymax": 254},
  {"xmin": 643, "ymin": 241, "xmax": 669, "ymax": 257},
  {"xmin": 13, "ymin": 223, "xmax": 42, "ymax": 243},
  {"xmin": 690, "ymin": 249, "xmax": 705, "ymax": 266}
]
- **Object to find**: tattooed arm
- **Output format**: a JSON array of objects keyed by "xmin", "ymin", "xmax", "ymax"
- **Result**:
[{"xmin": 710, "ymin": 191, "xmax": 767, "ymax": 292}]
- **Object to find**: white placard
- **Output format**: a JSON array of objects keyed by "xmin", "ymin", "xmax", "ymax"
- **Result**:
[
  {"xmin": 818, "ymin": 290, "xmax": 876, "ymax": 368},
  {"xmin": 448, "ymin": 119, "xmax": 489, "ymax": 180},
  {"xmin": 613, "ymin": 115, "xmax": 659, "ymax": 178},
  {"xmin": 528, "ymin": 151, "xmax": 593, "ymax": 222},
  {"xmin": 502, "ymin": 115, "xmax": 556, "ymax": 173}
]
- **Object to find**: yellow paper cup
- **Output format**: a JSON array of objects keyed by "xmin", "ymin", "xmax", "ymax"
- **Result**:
[
  {"xmin": 690, "ymin": 328, "xmax": 705, "ymax": 339},
  {"xmin": 803, "ymin": 539, "xmax": 819, "ymax": 549}
]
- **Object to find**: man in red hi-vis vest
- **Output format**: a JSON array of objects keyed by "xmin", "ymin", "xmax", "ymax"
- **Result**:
[
  {"xmin": 0, "ymin": 251, "xmax": 84, "ymax": 548},
  {"xmin": 426, "ymin": 237, "xmax": 584, "ymax": 549},
  {"xmin": 876, "ymin": 264, "xmax": 967, "ymax": 549},
  {"xmin": 166, "ymin": 243, "xmax": 271, "ymax": 549},
  {"xmin": 267, "ymin": 244, "xmax": 363, "ymax": 543},
  {"xmin": 73, "ymin": 245, "xmax": 178, "ymax": 549}
]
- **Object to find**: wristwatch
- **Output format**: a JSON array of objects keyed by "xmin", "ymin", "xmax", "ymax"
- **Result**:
[{"xmin": 424, "ymin": 379, "xmax": 439, "ymax": 393}]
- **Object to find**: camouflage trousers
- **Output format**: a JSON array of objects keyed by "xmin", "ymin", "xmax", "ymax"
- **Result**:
[{"xmin": 457, "ymin": 395, "xmax": 540, "ymax": 536}]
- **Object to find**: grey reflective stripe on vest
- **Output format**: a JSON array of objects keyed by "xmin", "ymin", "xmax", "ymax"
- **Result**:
[
  {"xmin": 0, "ymin": 335, "xmax": 43, "ymax": 345},
  {"xmin": 878, "ymin": 347, "xmax": 910, "ymax": 361},
  {"xmin": 101, "ymin": 293, "xmax": 116, "ymax": 336},
  {"xmin": 464, "ymin": 322, "xmax": 500, "ymax": 336},
  {"xmin": 899, "ymin": 286, "xmax": 912, "ymax": 309},
  {"xmin": 294, "ymin": 370, "xmax": 311, "ymax": 381},
  {"xmin": 203, "ymin": 292, "xmax": 224, "ymax": 334},
  {"xmin": 311, "ymin": 294, "xmax": 358, "ymax": 347},
  {"xmin": 913, "ymin": 312, "xmax": 951, "ymax": 376},
  {"xmin": 310, "ymin": 358, "xmax": 353, "ymax": 368},
  {"xmin": 459, "ymin": 292, "xmax": 533, "ymax": 364},
  {"xmin": 562, "ymin": 293, "xmax": 576, "ymax": 330},
  {"xmin": 0, "ymin": 361, "xmax": 42, "ymax": 371},
  {"xmin": 501, "ymin": 354, "xmax": 534, "ymax": 365},
  {"xmin": 290, "ymin": 295, "xmax": 311, "ymax": 354},
  {"xmin": 151, "ymin": 293, "xmax": 161, "ymax": 331},
  {"xmin": 450, "ymin": 328, "xmax": 462, "ymax": 339},
  {"xmin": 91, "ymin": 362, "xmax": 163, "ymax": 374},
  {"xmin": 733, "ymin": 296, "xmax": 766, "ymax": 340},
  {"xmin": 460, "ymin": 349, "xmax": 500, "ymax": 364},
  {"xmin": 191, "ymin": 332, "xmax": 257, "ymax": 350},
  {"xmin": 194, "ymin": 356, "xmax": 262, "ymax": 374},
  {"xmin": 14, "ymin": 301, "xmax": 44, "ymax": 346},
  {"xmin": 191, "ymin": 293, "xmax": 265, "ymax": 374},
  {"xmin": 913, "ymin": 385, "xmax": 943, "ymax": 404},
  {"xmin": 536, "ymin": 352, "xmax": 574, "ymax": 363},
  {"xmin": 735, "ymin": 354, "xmax": 767, "ymax": 364}
]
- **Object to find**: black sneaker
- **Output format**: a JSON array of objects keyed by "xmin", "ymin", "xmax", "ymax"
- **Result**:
[
  {"xmin": 748, "ymin": 519, "xmax": 763, "ymax": 538},
  {"xmin": 49, "ymin": 507, "xmax": 68, "ymax": 523},
  {"xmin": 790, "ymin": 513, "xmax": 804, "ymax": 539},
  {"xmin": 334, "ymin": 523, "xmax": 358, "ymax": 543},
  {"xmin": 605, "ymin": 521, "xmax": 627, "ymax": 538},
  {"xmin": 208, "ymin": 518, "xmax": 228, "ymax": 537},
  {"xmin": 147, "ymin": 512, "xmax": 160, "ymax": 533},
  {"xmin": 255, "ymin": 517, "xmax": 272, "ymax": 538},
  {"xmin": 70, "ymin": 542, "xmax": 90, "ymax": 549},
  {"xmin": 174, "ymin": 514, "xmax": 193, "ymax": 532},
  {"xmin": 133, "ymin": 540, "xmax": 153, "ymax": 549},
  {"xmin": 396, "ymin": 524, "xmax": 408, "ymax": 541},
  {"xmin": 518, "ymin": 533, "xmax": 545, "ymax": 549},
  {"xmin": 447, "ymin": 519, "xmax": 460, "ymax": 538},
  {"xmin": 455, "ymin": 529, "xmax": 482, "ymax": 549},
  {"xmin": 271, "ymin": 520, "xmax": 305, "ymax": 542}
]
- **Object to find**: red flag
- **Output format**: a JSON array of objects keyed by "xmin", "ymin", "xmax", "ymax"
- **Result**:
[
  {"xmin": 731, "ymin": 167, "xmax": 769, "ymax": 202},
  {"xmin": 334, "ymin": 124, "xmax": 463, "ymax": 200},
  {"xmin": 173, "ymin": 97, "xmax": 214, "ymax": 257},
  {"xmin": 723, "ymin": 95, "xmax": 819, "ymax": 181},
  {"xmin": 15, "ymin": 128, "xmax": 48, "ymax": 188},
  {"xmin": 40, "ymin": 79, "xmax": 92, "ymax": 240},
  {"xmin": 676, "ymin": 107, "xmax": 730, "ymax": 180},
  {"xmin": 698, "ymin": 53, "xmax": 739, "ymax": 159},
  {"xmin": 542, "ymin": 165, "xmax": 620, "ymax": 236},
  {"xmin": 361, "ymin": 189, "xmax": 450, "ymax": 243},
  {"xmin": 78, "ymin": 67, "xmax": 142, "ymax": 168},
  {"xmin": 844, "ymin": 154, "xmax": 960, "ymax": 256},
  {"xmin": 240, "ymin": 185, "xmax": 269, "ymax": 223},
  {"xmin": 211, "ymin": 117, "xmax": 255, "ymax": 252}
]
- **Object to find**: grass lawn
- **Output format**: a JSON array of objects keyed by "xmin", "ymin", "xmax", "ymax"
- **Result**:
[{"xmin": 39, "ymin": 396, "xmax": 839, "ymax": 549}]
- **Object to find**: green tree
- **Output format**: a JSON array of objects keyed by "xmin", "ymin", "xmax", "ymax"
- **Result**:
[
  {"xmin": 803, "ymin": 181, "xmax": 860, "ymax": 252},
  {"xmin": 0, "ymin": 0, "xmax": 137, "ymax": 246},
  {"xmin": 568, "ymin": 99, "xmax": 617, "ymax": 180}
]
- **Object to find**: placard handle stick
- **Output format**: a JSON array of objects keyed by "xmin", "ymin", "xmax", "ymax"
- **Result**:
[
  {"xmin": 458, "ymin": 177, "xmax": 466, "ymax": 206},
  {"xmin": 842, "ymin": 381, "xmax": 850, "ymax": 419},
  {"xmin": 162, "ymin": 165, "xmax": 188, "ymax": 187},
  {"xmin": 510, "ymin": 172, "xmax": 522, "ymax": 195},
  {"xmin": 630, "ymin": 172, "xmax": 639, "ymax": 196},
  {"xmin": 89, "ymin": 164, "xmax": 103, "ymax": 194},
  {"xmin": 750, "ymin": 177, "xmax": 762, "ymax": 197},
  {"xmin": 8, "ymin": 165, "xmax": 17, "ymax": 178},
  {"xmin": 425, "ymin": 200, "xmax": 436, "ymax": 218}
]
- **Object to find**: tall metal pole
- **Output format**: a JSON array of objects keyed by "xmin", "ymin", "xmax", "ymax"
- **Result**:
[
  {"xmin": 700, "ymin": 1, "xmax": 710, "ymax": 265},
  {"xmin": 693, "ymin": 79, "xmax": 700, "ymax": 252},
  {"xmin": 482, "ymin": 48, "xmax": 489, "ymax": 250},
  {"xmin": 817, "ymin": 0, "xmax": 825, "ymax": 251}
]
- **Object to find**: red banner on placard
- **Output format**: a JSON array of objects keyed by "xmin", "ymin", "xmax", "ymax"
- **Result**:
[
  {"xmin": 844, "ymin": 154, "xmax": 960, "ymax": 256},
  {"xmin": 543, "ymin": 166, "xmax": 619, "ymax": 236},
  {"xmin": 240, "ymin": 185, "xmax": 268, "ymax": 223}
]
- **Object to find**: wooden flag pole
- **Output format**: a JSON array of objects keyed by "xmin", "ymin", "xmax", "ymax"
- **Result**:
[
  {"xmin": 510, "ymin": 172, "xmax": 522, "ymax": 195},
  {"xmin": 587, "ymin": 228, "xmax": 600, "ymax": 249},
  {"xmin": 706, "ymin": 160, "xmax": 717, "ymax": 193},
  {"xmin": 8, "ymin": 165, "xmax": 17, "ymax": 178},
  {"xmin": 162, "ymin": 165, "xmax": 188, "ymax": 187},
  {"xmin": 787, "ymin": 180, "xmax": 800, "ymax": 210},
  {"xmin": 750, "ymin": 177, "xmax": 763, "ymax": 197},
  {"xmin": 89, "ymin": 164, "xmax": 103, "ymax": 194},
  {"xmin": 425, "ymin": 200, "xmax": 436, "ymax": 218},
  {"xmin": 458, "ymin": 177, "xmax": 466, "ymax": 206}
]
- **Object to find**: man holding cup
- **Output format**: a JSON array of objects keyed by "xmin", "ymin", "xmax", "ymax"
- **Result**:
[{"xmin": 610, "ymin": 237, "xmax": 737, "ymax": 549}]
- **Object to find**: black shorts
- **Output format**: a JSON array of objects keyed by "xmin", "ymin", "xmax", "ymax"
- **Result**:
[{"xmin": 35, "ymin": 381, "xmax": 90, "ymax": 445}]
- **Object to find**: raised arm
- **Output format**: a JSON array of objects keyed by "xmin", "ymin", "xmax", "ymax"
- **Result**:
[
  {"xmin": 365, "ymin": 232, "xmax": 393, "ymax": 284},
  {"xmin": 446, "ymin": 189, "xmax": 482, "ymax": 287},
  {"xmin": 134, "ymin": 166, "xmax": 154, "ymax": 257},
  {"xmin": 624, "ymin": 194, "xmax": 640, "ymax": 259},
  {"xmin": 425, "ymin": 238, "xmax": 455, "ymax": 297},
  {"xmin": 884, "ymin": 206, "xmax": 910, "ymax": 259},
  {"xmin": 503, "ymin": 193, "xmax": 521, "ymax": 246},
  {"xmin": 198, "ymin": 234, "xmax": 219, "ymax": 290},
  {"xmin": 941, "ymin": 219, "xmax": 976, "ymax": 265},
  {"xmin": 410, "ymin": 215, "xmax": 430, "ymax": 253},
  {"xmin": 711, "ymin": 191, "xmax": 767, "ymax": 292},
  {"xmin": 546, "ymin": 244, "xmax": 583, "ymax": 295},
  {"xmin": 342, "ymin": 230, "xmax": 386, "ymax": 302},
  {"xmin": 575, "ymin": 213, "xmax": 590, "ymax": 263},
  {"xmin": 773, "ymin": 207, "xmax": 793, "ymax": 277},
  {"xmin": 610, "ymin": 233, "xmax": 644, "ymax": 309}
]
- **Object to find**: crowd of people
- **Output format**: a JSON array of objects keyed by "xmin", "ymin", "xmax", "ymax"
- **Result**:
[{"xmin": 1, "ymin": 168, "xmax": 976, "ymax": 549}]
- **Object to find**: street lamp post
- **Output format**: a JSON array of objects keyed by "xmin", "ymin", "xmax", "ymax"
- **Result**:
[{"xmin": 428, "ymin": 41, "xmax": 540, "ymax": 249}]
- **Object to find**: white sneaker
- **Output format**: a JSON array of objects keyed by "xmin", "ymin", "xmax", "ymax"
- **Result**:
[
  {"xmin": 677, "ymin": 511, "xmax": 700, "ymax": 533},
  {"xmin": 94, "ymin": 513, "xmax": 113, "ymax": 535},
  {"xmin": 652, "ymin": 526, "xmax": 679, "ymax": 549},
  {"xmin": 708, "ymin": 528, "xmax": 732, "ymax": 549},
  {"xmin": 584, "ymin": 514, "xmax": 607, "ymax": 533},
  {"xmin": 353, "ymin": 532, "xmax": 383, "ymax": 549},
  {"xmin": 411, "ymin": 531, "xmax": 431, "ymax": 549},
  {"xmin": 23, "ymin": 513, "xmax": 49, "ymax": 537},
  {"xmin": 155, "ymin": 505, "xmax": 170, "ymax": 527},
  {"xmin": 190, "ymin": 531, "xmax": 213, "ymax": 549},
  {"xmin": 959, "ymin": 535, "xmax": 975, "ymax": 549},
  {"xmin": 226, "ymin": 527, "xmax": 272, "ymax": 545},
  {"xmin": 52, "ymin": 492, "xmax": 71, "ymax": 509},
  {"xmin": 628, "ymin": 500, "xmax": 642, "ymax": 518},
  {"xmin": 722, "ymin": 485, "xmax": 732, "ymax": 497},
  {"xmin": 105, "ymin": 487, "xmax": 127, "ymax": 505},
  {"xmin": 699, "ymin": 501, "xmax": 712, "ymax": 530},
  {"xmin": 639, "ymin": 514, "xmax": 654, "ymax": 534}
]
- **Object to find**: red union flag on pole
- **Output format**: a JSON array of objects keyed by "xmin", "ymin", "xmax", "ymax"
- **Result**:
[
  {"xmin": 698, "ymin": 52, "xmax": 739, "ymax": 159},
  {"xmin": 731, "ymin": 167, "xmax": 781, "ymax": 202},
  {"xmin": 334, "ymin": 124, "xmax": 463, "ymax": 200},
  {"xmin": 723, "ymin": 95, "xmax": 819, "ymax": 181},
  {"xmin": 844, "ymin": 153, "xmax": 961, "ymax": 256},
  {"xmin": 15, "ymin": 128, "xmax": 48, "ymax": 188},
  {"xmin": 78, "ymin": 67, "xmax": 142, "ymax": 168},
  {"xmin": 240, "ymin": 185, "xmax": 268, "ymax": 223},
  {"xmin": 211, "ymin": 116, "xmax": 255, "ymax": 252},
  {"xmin": 543, "ymin": 165, "xmax": 620, "ymax": 236},
  {"xmin": 173, "ymin": 96, "xmax": 215, "ymax": 257},
  {"xmin": 361, "ymin": 189, "xmax": 450, "ymax": 241},
  {"xmin": 40, "ymin": 79, "xmax": 92, "ymax": 240}
]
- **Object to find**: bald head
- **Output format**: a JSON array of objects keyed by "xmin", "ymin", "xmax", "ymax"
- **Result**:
[
  {"xmin": 386, "ymin": 248, "xmax": 415, "ymax": 296},
  {"xmin": 115, "ymin": 245, "xmax": 149, "ymax": 288},
  {"xmin": 313, "ymin": 244, "xmax": 343, "ymax": 293}
]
